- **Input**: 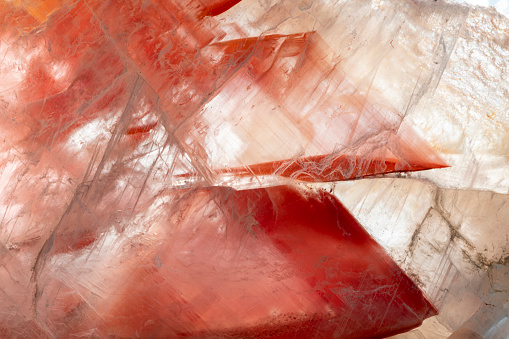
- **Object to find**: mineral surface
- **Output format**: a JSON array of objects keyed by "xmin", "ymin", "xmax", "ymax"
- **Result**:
[{"xmin": 0, "ymin": 0, "xmax": 507, "ymax": 338}]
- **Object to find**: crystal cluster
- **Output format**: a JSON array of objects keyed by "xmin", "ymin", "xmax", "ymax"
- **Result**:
[{"xmin": 0, "ymin": 0, "xmax": 507, "ymax": 338}]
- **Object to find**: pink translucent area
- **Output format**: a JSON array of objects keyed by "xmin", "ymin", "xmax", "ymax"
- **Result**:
[
  {"xmin": 35, "ymin": 186, "xmax": 436, "ymax": 338},
  {"xmin": 0, "ymin": 0, "xmax": 444, "ymax": 337},
  {"xmin": 0, "ymin": 0, "xmax": 447, "ymax": 185}
]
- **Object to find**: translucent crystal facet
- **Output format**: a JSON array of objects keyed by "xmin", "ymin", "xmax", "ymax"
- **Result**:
[{"xmin": 1, "ymin": 0, "xmax": 508, "ymax": 338}]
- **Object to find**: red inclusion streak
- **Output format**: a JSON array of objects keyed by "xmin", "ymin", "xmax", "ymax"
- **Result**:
[
  {"xmin": 226, "ymin": 154, "xmax": 449, "ymax": 181},
  {"xmin": 125, "ymin": 122, "xmax": 158, "ymax": 135},
  {"xmin": 173, "ymin": 152, "xmax": 449, "ymax": 182}
]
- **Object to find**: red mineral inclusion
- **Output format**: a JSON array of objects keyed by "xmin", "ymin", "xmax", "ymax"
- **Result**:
[
  {"xmin": 1, "ymin": 0, "xmax": 445, "ymax": 338},
  {"xmin": 36, "ymin": 186, "xmax": 437, "ymax": 338}
]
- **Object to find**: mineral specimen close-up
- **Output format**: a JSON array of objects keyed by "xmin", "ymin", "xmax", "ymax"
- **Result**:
[{"xmin": 0, "ymin": 0, "xmax": 508, "ymax": 338}]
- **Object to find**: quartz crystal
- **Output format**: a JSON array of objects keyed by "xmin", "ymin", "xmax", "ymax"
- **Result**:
[{"xmin": 0, "ymin": 0, "xmax": 507, "ymax": 338}]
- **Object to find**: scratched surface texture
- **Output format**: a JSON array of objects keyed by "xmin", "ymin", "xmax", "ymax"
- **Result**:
[{"xmin": 0, "ymin": 0, "xmax": 508, "ymax": 338}]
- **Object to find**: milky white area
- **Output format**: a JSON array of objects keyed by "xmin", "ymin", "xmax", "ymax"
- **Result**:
[
  {"xmin": 65, "ymin": 115, "xmax": 116, "ymax": 153},
  {"xmin": 456, "ymin": 0, "xmax": 509, "ymax": 16}
]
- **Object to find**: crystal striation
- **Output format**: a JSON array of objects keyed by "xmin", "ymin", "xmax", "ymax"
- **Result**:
[{"xmin": 1, "ymin": 0, "xmax": 507, "ymax": 338}]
